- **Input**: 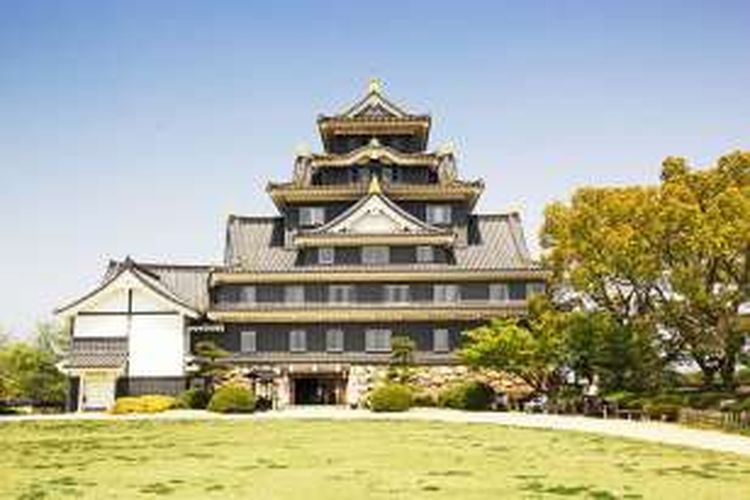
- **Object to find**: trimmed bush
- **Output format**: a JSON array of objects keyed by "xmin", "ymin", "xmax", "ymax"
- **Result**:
[
  {"xmin": 437, "ymin": 381, "xmax": 495, "ymax": 411},
  {"xmin": 177, "ymin": 388, "xmax": 211, "ymax": 410},
  {"xmin": 207, "ymin": 384, "xmax": 255, "ymax": 413},
  {"xmin": 111, "ymin": 395, "xmax": 177, "ymax": 414},
  {"xmin": 368, "ymin": 384, "xmax": 412, "ymax": 412}
]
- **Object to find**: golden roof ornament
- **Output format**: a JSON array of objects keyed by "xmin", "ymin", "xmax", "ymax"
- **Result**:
[
  {"xmin": 368, "ymin": 78, "xmax": 383, "ymax": 94},
  {"xmin": 368, "ymin": 175, "xmax": 383, "ymax": 195}
]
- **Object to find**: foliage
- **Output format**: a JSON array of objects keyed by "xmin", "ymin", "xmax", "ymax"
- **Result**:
[
  {"xmin": 110, "ymin": 395, "xmax": 177, "ymax": 414},
  {"xmin": 177, "ymin": 388, "xmax": 211, "ymax": 409},
  {"xmin": 726, "ymin": 398, "xmax": 750, "ymax": 413},
  {"xmin": 542, "ymin": 151, "xmax": 750, "ymax": 390},
  {"xmin": 565, "ymin": 311, "xmax": 663, "ymax": 393},
  {"xmin": 368, "ymin": 383, "xmax": 412, "ymax": 412},
  {"xmin": 411, "ymin": 391, "xmax": 437, "ymax": 407},
  {"xmin": 34, "ymin": 321, "xmax": 70, "ymax": 357},
  {"xmin": 0, "ymin": 342, "xmax": 66, "ymax": 403},
  {"xmin": 437, "ymin": 381, "xmax": 495, "ymax": 411},
  {"xmin": 684, "ymin": 391, "xmax": 735, "ymax": 410},
  {"xmin": 460, "ymin": 297, "xmax": 567, "ymax": 396},
  {"xmin": 207, "ymin": 384, "xmax": 255, "ymax": 413},
  {"xmin": 193, "ymin": 340, "xmax": 232, "ymax": 384},
  {"xmin": 390, "ymin": 335, "xmax": 416, "ymax": 367}
]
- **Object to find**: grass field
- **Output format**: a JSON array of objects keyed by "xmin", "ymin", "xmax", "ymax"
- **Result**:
[{"xmin": 2, "ymin": 419, "xmax": 750, "ymax": 499}]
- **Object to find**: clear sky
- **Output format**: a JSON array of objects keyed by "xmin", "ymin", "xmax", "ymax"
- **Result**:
[{"xmin": 1, "ymin": 0, "xmax": 748, "ymax": 335}]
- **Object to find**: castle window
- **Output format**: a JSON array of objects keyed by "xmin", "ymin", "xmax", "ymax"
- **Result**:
[
  {"xmin": 489, "ymin": 283, "xmax": 509, "ymax": 302},
  {"xmin": 434, "ymin": 284, "xmax": 458, "ymax": 303},
  {"xmin": 426, "ymin": 205, "xmax": 452, "ymax": 225},
  {"xmin": 416, "ymin": 246, "xmax": 434, "ymax": 263},
  {"xmin": 318, "ymin": 247, "xmax": 334, "ymax": 265},
  {"xmin": 326, "ymin": 329, "xmax": 344, "ymax": 352},
  {"xmin": 284, "ymin": 285, "xmax": 305, "ymax": 303},
  {"xmin": 433, "ymin": 329, "xmax": 450, "ymax": 352},
  {"xmin": 385, "ymin": 284, "xmax": 409, "ymax": 303},
  {"xmin": 328, "ymin": 285, "xmax": 353, "ymax": 303},
  {"xmin": 362, "ymin": 246, "xmax": 389, "ymax": 265},
  {"xmin": 299, "ymin": 206, "xmax": 325, "ymax": 227},
  {"xmin": 240, "ymin": 331, "xmax": 257, "ymax": 352},
  {"xmin": 289, "ymin": 330, "xmax": 307, "ymax": 352},
  {"xmin": 365, "ymin": 329, "xmax": 391, "ymax": 352}
]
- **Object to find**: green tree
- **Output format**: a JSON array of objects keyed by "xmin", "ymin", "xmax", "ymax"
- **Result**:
[
  {"xmin": 388, "ymin": 335, "xmax": 416, "ymax": 384},
  {"xmin": 460, "ymin": 297, "xmax": 567, "ymax": 396},
  {"xmin": 0, "ymin": 342, "xmax": 66, "ymax": 403},
  {"xmin": 542, "ymin": 151, "xmax": 750, "ymax": 389},
  {"xmin": 193, "ymin": 340, "xmax": 231, "ymax": 382}
]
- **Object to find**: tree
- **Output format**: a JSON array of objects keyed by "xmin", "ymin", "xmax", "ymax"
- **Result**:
[
  {"xmin": 656, "ymin": 152, "xmax": 750, "ymax": 388},
  {"xmin": 193, "ymin": 340, "xmax": 231, "ymax": 382},
  {"xmin": 460, "ymin": 297, "xmax": 567, "ymax": 396},
  {"xmin": 542, "ymin": 151, "xmax": 750, "ymax": 389},
  {"xmin": 388, "ymin": 335, "xmax": 416, "ymax": 384},
  {"xmin": 0, "ymin": 342, "xmax": 66, "ymax": 403},
  {"xmin": 34, "ymin": 320, "xmax": 70, "ymax": 357}
]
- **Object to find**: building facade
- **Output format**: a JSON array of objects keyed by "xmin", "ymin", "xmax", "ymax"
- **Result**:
[{"xmin": 56, "ymin": 81, "xmax": 545, "ymax": 410}]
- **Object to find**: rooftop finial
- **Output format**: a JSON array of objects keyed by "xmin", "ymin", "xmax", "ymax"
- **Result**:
[
  {"xmin": 368, "ymin": 78, "xmax": 383, "ymax": 94},
  {"xmin": 368, "ymin": 174, "xmax": 383, "ymax": 195}
]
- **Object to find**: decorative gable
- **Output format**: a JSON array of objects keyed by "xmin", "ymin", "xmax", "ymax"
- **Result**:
[
  {"xmin": 341, "ymin": 79, "xmax": 410, "ymax": 119},
  {"xmin": 327, "ymin": 195, "xmax": 432, "ymax": 235}
]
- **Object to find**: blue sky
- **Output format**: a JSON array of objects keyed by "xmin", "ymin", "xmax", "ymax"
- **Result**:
[{"xmin": 1, "ymin": 0, "xmax": 748, "ymax": 335}]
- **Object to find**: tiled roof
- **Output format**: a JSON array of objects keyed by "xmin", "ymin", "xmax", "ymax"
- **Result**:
[
  {"xmin": 225, "ymin": 213, "xmax": 538, "ymax": 273},
  {"xmin": 105, "ymin": 260, "xmax": 213, "ymax": 311},
  {"xmin": 67, "ymin": 338, "xmax": 128, "ymax": 369}
]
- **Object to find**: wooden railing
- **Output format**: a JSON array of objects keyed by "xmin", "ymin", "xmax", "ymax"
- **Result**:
[{"xmin": 679, "ymin": 409, "xmax": 750, "ymax": 433}]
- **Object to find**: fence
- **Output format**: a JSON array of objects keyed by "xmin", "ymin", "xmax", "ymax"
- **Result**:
[{"xmin": 679, "ymin": 408, "xmax": 750, "ymax": 433}]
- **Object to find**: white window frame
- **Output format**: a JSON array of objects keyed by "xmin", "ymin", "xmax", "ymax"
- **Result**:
[
  {"xmin": 385, "ymin": 284, "xmax": 410, "ymax": 303},
  {"xmin": 416, "ymin": 245, "xmax": 434, "ymax": 263},
  {"xmin": 284, "ymin": 285, "xmax": 305, "ymax": 304},
  {"xmin": 362, "ymin": 246, "xmax": 389, "ymax": 265},
  {"xmin": 434, "ymin": 284, "xmax": 459, "ymax": 303},
  {"xmin": 489, "ymin": 283, "xmax": 510, "ymax": 302},
  {"xmin": 318, "ymin": 247, "xmax": 335, "ymax": 265},
  {"xmin": 365, "ymin": 329, "xmax": 392, "ymax": 352},
  {"xmin": 426, "ymin": 204, "xmax": 452, "ymax": 225},
  {"xmin": 328, "ymin": 285, "xmax": 353, "ymax": 304},
  {"xmin": 289, "ymin": 330, "xmax": 307, "ymax": 352},
  {"xmin": 240, "ymin": 330, "xmax": 257, "ymax": 353},
  {"xmin": 433, "ymin": 329, "xmax": 450, "ymax": 353},
  {"xmin": 326, "ymin": 328, "xmax": 344, "ymax": 352},
  {"xmin": 299, "ymin": 206, "xmax": 325, "ymax": 227}
]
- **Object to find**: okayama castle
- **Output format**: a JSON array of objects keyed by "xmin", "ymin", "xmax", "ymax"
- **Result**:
[{"xmin": 56, "ymin": 81, "xmax": 546, "ymax": 411}]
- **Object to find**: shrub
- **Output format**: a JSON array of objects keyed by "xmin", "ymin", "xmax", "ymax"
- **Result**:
[
  {"xmin": 641, "ymin": 394, "xmax": 685, "ymax": 422},
  {"xmin": 603, "ymin": 391, "xmax": 641, "ymax": 409},
  {"xmin": 207, "ymin": 384, "xmax": 255, "ymax": 413},
  {"xmin": 726, "ymin": 398, "xmax": 750, "ymax": 413},
  {"xmin": 368, "ymin": 384, "xmax": 412, "ymax": 412},
  {"xmin": 438, "ymin": 381, "xmax": 495, "ymax": 411},
  {"xmin": 685, "ymin": 392, "xmax": 734, "ymax": 410},
  {"xmin": 177, "ymin": 388, "xmax": 210, "ymax": 410},
  {"xmin": 111, "ymin": 395, "xmax": 177, "ymax": 414}
]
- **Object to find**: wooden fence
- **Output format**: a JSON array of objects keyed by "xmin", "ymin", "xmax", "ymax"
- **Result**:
[{"xmin": 679, "ymin": 408, "xmax": 750, "ymax": 433}]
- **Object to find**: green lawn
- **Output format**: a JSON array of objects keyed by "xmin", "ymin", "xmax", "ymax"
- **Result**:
[{"xmin": 2, "ymin": 419, "xmax": 750, "ymax": 499}]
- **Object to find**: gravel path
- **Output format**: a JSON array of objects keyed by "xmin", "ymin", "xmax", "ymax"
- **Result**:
[{"xmin": 5, "ymin": 407, "xmax": 750, "ymax": 457}]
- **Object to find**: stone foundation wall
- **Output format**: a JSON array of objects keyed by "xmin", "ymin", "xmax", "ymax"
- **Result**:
[{"xmin": 345, "ymin": 365, "xmax": 531, "ymax": 408}]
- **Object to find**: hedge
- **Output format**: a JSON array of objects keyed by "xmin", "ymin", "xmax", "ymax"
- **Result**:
[
  {"xmin": 437, "ymin": 381, "xmax": 495, "ymax": 411},
  {"xmin": 110, "ymin": 395, "xmax": 177, "ymax": 414},
  {"xmin": 369, "ymin": 384, "xmax": 413, "ymax": 412},
  {"xmin": 207, "ymin": 384, "xmax": 255, "ymax": 413}
]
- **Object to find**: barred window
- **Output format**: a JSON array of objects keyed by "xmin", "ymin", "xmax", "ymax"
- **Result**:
[
  {"xmin": 240, "ymin": 331, "xmax": 257, "ymax": 352},
  {"xmin": 426, "ymin": 205, "xmax": 452, "ymax": 225},
  {"xmin": 489, "ymin": 283, "xmax": 509, "ymax": 302},
  {"xmin": 328, "ymin": 285, "xmax": 353, "ymax": 303},
  {"xmin": 365, "ymin": 329, "xmax": 391, "ymax": 352},
  {"xmin": 385, "ymin": 284, "xmax": 409, "ymax": 303},
  {"xmin": 433, "ymin": 329, "xmax": 450, "ymax": 352},
  {"xmin": 362, "ymin": 246, "xmax": 389, "ymax": 265},
  {"xmin": 289, "ymin": 330, "xmax": 307, "ymax": 352},
  {"xmin": 284, "ymin": 285, "xmax": 305, "ymax": 303},
  {"xmin": 416, "ymin": 246, "xmax": 434, "ymax": 263},
  {"xmin": 434, "ymin": 284, "xmax": 459, "ymax": 302},
  {"xmin": 299, "ymin": 206, "xmax": 325, "ymax": 227},
  {"xmin": 326, "ymin": 329, "xmax": 344, "ymax": 352}
]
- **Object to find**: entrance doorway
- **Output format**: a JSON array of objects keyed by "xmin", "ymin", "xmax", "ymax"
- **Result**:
[{"xmin": 291, "ymin": 375, "xmax": 345, "ymax": 405}]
